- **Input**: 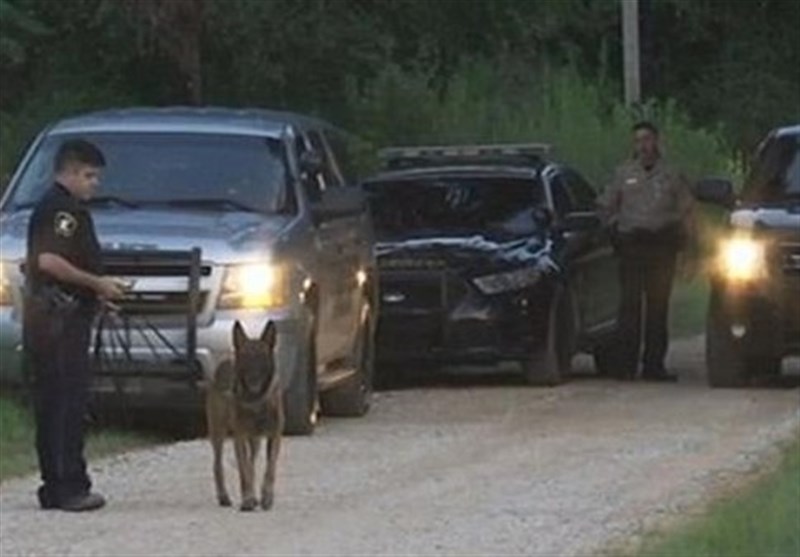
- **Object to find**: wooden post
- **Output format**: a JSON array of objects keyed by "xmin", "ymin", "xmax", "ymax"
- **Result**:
[{"xmin": 622, "ymin": 0, "xmax": 641, "ymax": 106}]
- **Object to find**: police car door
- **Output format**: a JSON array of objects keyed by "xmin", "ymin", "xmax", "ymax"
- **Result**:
[{"xmin": 548, "ymin": 167, "xmax": 619, "ymax": 336}]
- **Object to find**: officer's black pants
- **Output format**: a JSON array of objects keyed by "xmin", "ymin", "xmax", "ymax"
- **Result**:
[
  {"xmin": 27, "ymin": 307, "xmax": 93, "ymax": 504},
  {"xmin": 615, "ymin": 234, "xmax": 678, "ymax": 377}
]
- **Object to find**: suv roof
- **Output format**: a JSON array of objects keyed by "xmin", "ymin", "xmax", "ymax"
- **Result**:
[
  {"xmin": 773, "ymin": 124, "xmax": 800, "ymax": 138},
  {"xmin": 47, "ymin": 106, "xmax": 334, "ymax": 137}
]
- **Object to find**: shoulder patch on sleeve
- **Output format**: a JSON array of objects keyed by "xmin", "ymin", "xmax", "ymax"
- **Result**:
[{"xmin": 54, "ymin": 211, "xmax": 78, "ymax": 238}]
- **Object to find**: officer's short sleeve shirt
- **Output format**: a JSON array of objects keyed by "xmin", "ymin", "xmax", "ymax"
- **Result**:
[{"xmin": 26, "ymin": 183, "xmax": 102, "ymax": 301}]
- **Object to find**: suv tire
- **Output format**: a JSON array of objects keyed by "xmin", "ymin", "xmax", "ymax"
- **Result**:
[
  {"xmin": 320, "ymin": 307, "xmax": 373, "ymax": 417},
  {"xmin": 283, "ymin": 319, "xmax": 319, "ymax": 435},
  {"xmin": 706, "ymin": 288, "xmax": 749, "ymax": 388}
]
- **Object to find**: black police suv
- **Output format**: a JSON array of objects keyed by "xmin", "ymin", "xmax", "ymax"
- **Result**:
[
  {"xmin": 694, "ymin": 125, "xmax": 800, "ymax": 387},
  {"xmin": 363, "ymin": 144, "xmax": 619, "ymax": 386}
]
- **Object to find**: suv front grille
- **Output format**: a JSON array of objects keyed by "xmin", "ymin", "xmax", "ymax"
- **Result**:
[{"xmin": 118, "ymin": 291, "xmax": 208, "ymax": 316}]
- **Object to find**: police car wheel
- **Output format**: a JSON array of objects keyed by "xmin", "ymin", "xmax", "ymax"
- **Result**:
[
  {"xmin": 320, "ymin": 307, "xmax": 373, "ymax": 417},
  {"xmin": 522, "ymin": 289, "xmax": 573, "ymax": 386},
  {"xmin": 706, "ymin": 289, "xmax": 748, "ymax": 388},
  {"xmin": 593, "ymin": 339, "xmax": 616, "ymax": 377},
  {"xmin": 283, "ymin": 318, "xmax": 319, "ymax": 435}
]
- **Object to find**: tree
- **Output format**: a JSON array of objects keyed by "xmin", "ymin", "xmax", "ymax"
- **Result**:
[{"xmin": 122, "ymin": 0, "xmax": 204, "ymax": 105}]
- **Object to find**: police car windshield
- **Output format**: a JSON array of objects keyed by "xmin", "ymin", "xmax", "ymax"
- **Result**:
[
  {"xmin": 365, "ymin": 176, "xmax": 546, "ymax": 240},
  {"xmin": 8, "ymin": 132, "xmax": 292, "ymax": 214}
]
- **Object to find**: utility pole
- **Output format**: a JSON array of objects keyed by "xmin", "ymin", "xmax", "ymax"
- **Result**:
[{"xmin": 622, "ymin": 0, "xmax": 641, "ymax": 106}]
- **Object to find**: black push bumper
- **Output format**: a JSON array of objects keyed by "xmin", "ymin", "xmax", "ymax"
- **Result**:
[{"xmin": 375, "ymin": 269, "xmax": 552, "ymax": 364}]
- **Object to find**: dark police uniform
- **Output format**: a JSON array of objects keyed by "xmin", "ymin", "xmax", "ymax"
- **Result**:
[
  {"xmin": 598, "ymin": 158, "xmax": 694, "ymax": 379},
  {"xmin": 24, "ymin": 182, "xmax": 102, "ymax": 508}
]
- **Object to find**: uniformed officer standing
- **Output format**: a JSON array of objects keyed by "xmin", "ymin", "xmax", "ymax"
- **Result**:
[
  {"xmin": 24, "ymin": 139, "xmax": 126, "ymax": 511},
  {"xmin": 599, "ymin": 122, "xmax": 695, "ymax": 382}
]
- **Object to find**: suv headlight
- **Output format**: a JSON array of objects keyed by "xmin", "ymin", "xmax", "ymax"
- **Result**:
[
  {"xmin": 718, "ymin": 237, "xmax": 767, "ymax": 282},
  {"xmin": 0, "ymin": 260, "xmax": 13, "ymax": 306},
  {"xmin": 219, "ymin": 263, "xmax": 289, "ymax": 309},
  {"xmin": 473, "ymin": 267, "xmax": 541, "ymax": 295}
]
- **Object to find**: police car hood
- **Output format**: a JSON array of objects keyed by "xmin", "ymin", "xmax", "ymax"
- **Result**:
[
  {"xmin": 0, "ymin": 207, "xmax": 292, "ymax": 264},
  {"xmin": 376, "ymin": 233, "xmax": 560, "ymax": 275}
]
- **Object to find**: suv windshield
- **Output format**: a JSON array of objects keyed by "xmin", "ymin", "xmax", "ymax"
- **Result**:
[
  {"xmin": 743, "ymin": 133, "xmax": 800, "ymax": 203},
  {"xmin": 365, "ymin": 176, "xmax": 545, "ymax": 240},
  {"xmin": 6, "ymin": 132, "xmax": 292, "ymax": 214}
]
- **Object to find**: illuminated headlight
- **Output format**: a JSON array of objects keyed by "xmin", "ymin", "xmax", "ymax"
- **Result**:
[
  {"xmin": 219, "ymin": 263, "xmax": 289, "ymax": 309},
  {"xmin": 0, "ymin": 260, "xmax": 13, "ymax": 306},
  {"xmin": 473, "ymin": 267, "xmax": 542, "ymax": 295},
  {"xmin": 718, "ymin": 237, "xmax": 767, "ymax": 282}
]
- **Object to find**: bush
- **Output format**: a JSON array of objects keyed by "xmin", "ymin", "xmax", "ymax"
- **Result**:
[{"xmin": 344, "ymin": 60, "xmax": 739, "ymax": 188}]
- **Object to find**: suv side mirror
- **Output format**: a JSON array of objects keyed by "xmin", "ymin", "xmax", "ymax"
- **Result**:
[
  {"xmin": 299, "ymin": 151, "xmax": 324, "ymax": 177},
  {"xmin": 693, "ymin": 178, "xmax": 735, "ymax": 210},
  {"xmin": 311, "ymin": 187, "xmax": 365, "ymax": 223}
]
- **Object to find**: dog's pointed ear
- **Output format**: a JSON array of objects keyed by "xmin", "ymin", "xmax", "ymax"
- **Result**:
[
  {"xmin": 233, "ymin": 321, "xmax": 248, "ymax": 352},
  {"xmin": 260, "ymin": 320, "xmax": 277, "ymax": 349}
]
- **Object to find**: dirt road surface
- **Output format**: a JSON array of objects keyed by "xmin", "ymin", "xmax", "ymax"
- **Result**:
[{"xmin": 2, "ymin": 337, "xmax": 799, "ymax": 557}]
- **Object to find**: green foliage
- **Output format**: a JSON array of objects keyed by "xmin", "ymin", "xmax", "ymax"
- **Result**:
[
  {"xmin": 0, "ymin": 0, "xmax": 49, "ymax": 67},
  {"xmin": 0, "ymin": 393, "xmax": 162, "ymax": 481},
  {"xmin": 345, "ymin": 60, "xmax": 735, "ymax": 188},
  {"xmin": 634, "ymin": 435, "xmax": 800, "ymax": 557},
  {"xmin": 0, "ymin": 0, "xmax": 793, "ymax": 185}
]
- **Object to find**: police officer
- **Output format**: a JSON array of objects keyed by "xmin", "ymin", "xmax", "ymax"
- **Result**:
[
  {"xmin": 25, "ymin": 139, "xmax": 126, "ymax": 511},
  {"xmin": 599, "ymin": 122, "xmax": 695, "ymax": 382}
]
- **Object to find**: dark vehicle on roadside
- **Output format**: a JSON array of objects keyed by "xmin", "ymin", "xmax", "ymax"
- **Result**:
[
  {"xmin": 362, "ymin": 144, "xmax": 619, "ymax": 386},
  {"xmin": 694, "ymin": 124, "xmax": 800, "ymax": 387}
]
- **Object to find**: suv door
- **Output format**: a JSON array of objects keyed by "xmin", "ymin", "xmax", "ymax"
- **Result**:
[
  {"xmin": 547, "ymin": 166, "xmax": 618, "ymax": 337},
  {"xmin": 306, "ymin": 129, "xmax": 361, "ymax": 362}
]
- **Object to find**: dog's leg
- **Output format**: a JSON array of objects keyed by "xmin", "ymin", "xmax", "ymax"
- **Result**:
[
  {"xmin": 212, "ymin": 435, "xmax": 232, "ymax": 507},
  {"xmin": 234, "ymin": 435, "xmax": 257, "ymax": 511},
  {"xmin": 207, "ymin": 396, "xmax": 231, "ymax": 507},
  {"xmin": 261, "ymin": 433, "xmax": 281, "ymax": 510}
]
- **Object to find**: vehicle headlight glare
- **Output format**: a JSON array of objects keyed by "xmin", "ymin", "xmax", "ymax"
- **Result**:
[
  {"xmin": 220, "ymin": 263, "xmax": 288, "ymax": 309},
  {"xmin": 0, "ymin": 260, "xmax": 12, "ymax": 306},
  {"xmin": 719, "ymin": 237, "xmax": 766, "ymax": 282}
]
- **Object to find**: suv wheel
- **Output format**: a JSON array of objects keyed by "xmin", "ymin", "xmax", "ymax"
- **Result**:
[
  {"xmin": 283, "ymin": 319, "xmax": 319, "ymax": 435},
  {"xmin": 706, "ymin": 288, "xmax": 748, "ymax": 388},
  {"xmin": 522, "ymin": 288, "xmax": 574, "ymax": 386},
  {"xmin": 320, "ymin": 308, "xmax": 373, "ymax": 417}
]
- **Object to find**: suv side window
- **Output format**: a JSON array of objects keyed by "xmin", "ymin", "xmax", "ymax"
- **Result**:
[
  {"xmin": 325, "ymin": 131, "xmax": 357, "ymax": 186},
  {"xmin": 561, "ymin": 168, "xmax": 597, "ymax": 211},
  {"xmin": 295, "ymin": 131, "xmax": 325, "ymax": 202},
  {"xmin": 307, "ymin": 129, "xmax": 343, "ymax": 188}
]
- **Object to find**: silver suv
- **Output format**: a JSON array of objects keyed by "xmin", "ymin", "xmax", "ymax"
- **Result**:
[{"xmin": 0, "ymin": 107, "xmax": 377, "ymax": 434}]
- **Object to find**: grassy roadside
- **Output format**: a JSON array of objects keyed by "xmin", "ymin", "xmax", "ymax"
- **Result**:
[
  {"xmin": 630, "ymin": 434, "xmax": 800, "ymax": 557},
  {"xmin": 670, "ymin": 278, "xmax": 710, "ymax": 339},
  {"xmin": 0, "ymin": 392, "xmax": 165, "ymax": 482}
]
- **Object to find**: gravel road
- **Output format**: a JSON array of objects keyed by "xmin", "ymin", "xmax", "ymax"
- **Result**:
[{"xmin": 2, "ymin": 337, "xmax": 799, "ymax": 557}]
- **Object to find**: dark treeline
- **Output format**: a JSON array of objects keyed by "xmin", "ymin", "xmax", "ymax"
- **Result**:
[{"xmin": 1, "ymin": 0, "xmax": 798, "ymax": 178}]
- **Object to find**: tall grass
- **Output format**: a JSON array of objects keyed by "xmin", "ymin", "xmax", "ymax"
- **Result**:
[
  {"xmin": 634, "ymin": 435, "xmax": 800, "ymax": 557},
  {"xmin": 345, "ymin": 60, "xmax": 739, "ymax": 188}
]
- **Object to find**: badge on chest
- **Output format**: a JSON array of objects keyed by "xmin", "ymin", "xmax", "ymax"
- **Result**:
[{"xmin": 54, "ymin": 211, "xmax": 78, "ymax": 238}]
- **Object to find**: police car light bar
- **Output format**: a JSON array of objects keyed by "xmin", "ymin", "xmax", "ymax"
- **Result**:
[{"xmin": 378, "ymin": 143, "xmax": 554, "ymax": 162}]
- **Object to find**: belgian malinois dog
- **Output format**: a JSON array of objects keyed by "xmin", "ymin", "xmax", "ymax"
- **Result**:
[{"xmin": 206, "ymin": 320, "xmax": 284, "ymax": 511}]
